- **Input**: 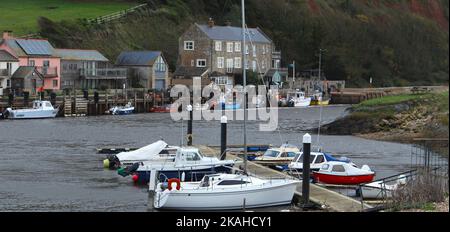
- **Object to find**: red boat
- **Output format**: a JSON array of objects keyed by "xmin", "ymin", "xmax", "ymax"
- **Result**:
[
  {"xmin": 312, "ymin": 161, "xmax": 375, "ymax": 185},
  {"xmin": 149, "ymin": 105, "xmax": 173, "ymax": 113}
]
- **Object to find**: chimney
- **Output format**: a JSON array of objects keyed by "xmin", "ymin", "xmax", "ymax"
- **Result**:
[
  {"xmin": 208, "ymin": 18, "xmax": 215, "ymax": 28},
  {"xmin": 2, "ymin": 30, "xmax": 13, "ymax": 40}
]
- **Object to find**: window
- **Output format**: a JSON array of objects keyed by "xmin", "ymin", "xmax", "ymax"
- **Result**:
[
  {"xmin": 280, "ymin": 153, "xmax": 287, "ymax": 158},
  {"xmin": 252, "ymin": 45, "xmax": 256, "ymax": 57},
  {"xmin": 215, "ymin": 41, "xmax": 222, "ymax": 51},
  {"xmin": 63, "ymin": 64, "xmax": 68, "ymax": 71},
  {"xmin": 43, "ymin": 60, "xmax": 50, "ymax": 67},
  {"xmin": 227, "ymin": 42, "xmax": 233, "ymax": 53},
  {"xmin": 45, "ymin": 102, "xmax": 52, "ymax": 107},
  {"xmin": 331, "ymin": 165, "xmax": 346, "ymax": 172},
  {"xmin": 217, "ymin": 57, "xmax": 224, "ymax": 69},
  {"xmin": 6, "ymin": 79, "xmax": 10, "ymax": 87},
  {"xmin": 184, "ymin": 41, "xmax": 194, "ymax": 50},
  {"xmin": 217, "ymin": 180, "xmax": 250, "ymax": 186},
  {"xmin": 196, "ymin": 59, "xmax": 206, "ymax": 67},
  {"xmin": 263, "ymin": 150, "xmax": 279, "ymax": 157},
  {"xmin": 245, "ymin": 45, "xmax": 249, "ymax": 55},
  {"xmin": 214, "ymin": 76, "xmax": 232, "ymax": 85},
  {"xmin": 235, "ymin": 42, "xmax": 241, "ymax": 52},
  {"xmin": 314, "ymin": 155, "xmax": 325, "ymax": 164},
  {"xmin": 28, "ymin": 60, "xmax": 35, "ymax": 66},
  {"xmin": 252, "ymin": 60, "xmax": 257, "ymax": 72},
  {"xmin": 226, "ymin": 59, "xmax": 233, "ymax": 73},
  {"xmin": 234, "ymin": 57, "xmax": 241, "ymax": 69},
  {"xmin": 287, "ymin": 152, "xmax": 297, "ymax": 158},
  {"xmin": 53, "ymin": 80, "xmax": 58, "ymax": 88},
  {"xmin": 185, "ymin": 152, "xmax": 201, "ymax": 161},
  {"xmin": 155, "ymin": 56, "xmax": 166, "ymax": 72}
]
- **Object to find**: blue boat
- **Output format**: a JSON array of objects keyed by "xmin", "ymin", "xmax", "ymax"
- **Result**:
[{"xmin": 109, "ymin": 102, "xmax": 135, "ymax": 115}]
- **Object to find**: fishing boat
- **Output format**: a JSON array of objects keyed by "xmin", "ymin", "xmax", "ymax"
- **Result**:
[
  {"xmin": 109, "ymin": 102, "xmax": 134, "ymax": 115},
  {"xmin": 288, "ymin": 151, "xmax": 352, "ymax": 172},
  {"xmin": 312, "ymin": 161, "xmax": 375, "ymax": 185},
  {"xmin": 103, "ymin": 140, "xmax": 179, "ymax": 169},
  {"xmin": 3, "ymin": 100, "xmax": 59, "ymax": 119},
  {"xmin": 153, "ymin": 173, "xmax": 299, "ymax": 210},
  {"xmin": 287, "ymin": 90, "xmax": 311, "ymax": 107},
  {"xmin": 310, "ymin": 91, "xmax": 329, "ymax": 106},
  {"xmin": 356, "ymin": 174, "xmax": 407, "ymax": 199},
  {"xmin": 253, "ymin": 144, "xmax": 300, "ymax": 166},
  {"xmin": 118, "ymin": 146, "xmax": 236, "ymax": 184}
]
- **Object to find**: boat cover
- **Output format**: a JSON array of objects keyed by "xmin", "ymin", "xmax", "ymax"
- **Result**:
[
  {"xmin": 324, "ymin": 153, "xmax": 351, "ymax": 163},
  {"xmin": 116, "ymin": 140, "xmax": 168, "ymax": 161}
]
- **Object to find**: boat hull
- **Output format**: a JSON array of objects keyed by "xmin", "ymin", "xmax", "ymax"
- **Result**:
[
  {"xmin": 313, "ymin": 172, "xmax": 375, "ymax": 185},
  {"xmin": 310, "ymin": 99, "xmax": 330, "ymax": 106},
  {"xmin": 154, "ymin": 181, "xmax": 298, "ymax": 210},
  {"xmin": 7, "ymin": 109, "xmax": 58, "ymax": 119}
]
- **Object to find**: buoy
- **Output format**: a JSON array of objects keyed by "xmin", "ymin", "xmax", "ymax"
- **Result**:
[
  {"xmin": 132, "ymin": 174, "xmax": 139, "ymax": 183},
  {"xmin": 103, "ymin": 159, "xmax": 110, "ymax": 169}
]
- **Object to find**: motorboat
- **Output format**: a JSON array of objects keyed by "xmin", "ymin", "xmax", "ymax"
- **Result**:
[
  {"xmin": 310, "ymin": 91, "xmax": 329, "ymax": 106},
  {"xmin": 287, "ymin": 90, "xmax": 311, "ymax": 107},
  {"xmin": 103, "ymin": 140, "xmax": 179, "ymax": 169},
  {"xmin": 110, "ymin": 102, "xmax": 134, "ymax": 115},
  {"xmin": 3, "ymin": 100, "xmax": 59, "ymax": 119},
  {"xmin": 153, "ymin": 173, "xmax": 299, "ymax": 210},
  {"xmin": 118, "ymin": 146, "xmax": 236, "ymax": 184},
  {"xmin": 312, "ymin": 161, "xmax": 375, "ymax": 185},
  {"xmin": 253, "ymin": 144, "xmax": 300, "ymax": 166},
  {"xmin": 288, "ymin": 151, "xmax": 352, "ymax": 172},
  {"xmin": 356, "ymin": 174, "xmax": 407, "ymax": 199},
  {"xmin": 150, "ymin": 105, "xmax": 172, "ymax": 113}
]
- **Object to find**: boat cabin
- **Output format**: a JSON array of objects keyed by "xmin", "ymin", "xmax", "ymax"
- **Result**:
[
  {"xmin": 289, "ymin": 152, "xmax": 352, "ymax": 171},
  {"xmin": 257, "ymin": 144, "xmax": 300, "ymax": 161},
  {"xmin": 32, "ymin": 100, "xmax": 55, "ymax": 110}
]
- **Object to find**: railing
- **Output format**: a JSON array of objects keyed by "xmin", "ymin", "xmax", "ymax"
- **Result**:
[
  {"xmin": 80, "ymin": 68, "xmax": 127, "ymax": 79},
  {"xmin": 35, "ymin": 67, "xmax": 58, "ymax": 78},
  {"xmin": 85, "ymin": 3, "xmax": 148, "ymax": 25},
  {"xmin": 0, "ymin": 69, "xmax": 10, "ymax": 76}
]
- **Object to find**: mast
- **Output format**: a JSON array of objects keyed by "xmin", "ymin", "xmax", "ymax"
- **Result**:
[{"xmin": 241, "ymin": 0, "xmax": 248, "ymax": 173}]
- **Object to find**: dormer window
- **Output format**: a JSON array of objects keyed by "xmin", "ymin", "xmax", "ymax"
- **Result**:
[{"xmin": 184, "ymin": 41, "xmax": 194, "ymax": 50}]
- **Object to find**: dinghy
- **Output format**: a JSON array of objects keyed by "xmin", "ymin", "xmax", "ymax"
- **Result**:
[
  {"xmin": 153, "ymin": 173, "xmax": 299, "ymax": 210},
  {"xmin": 312, "ymin": 161, "xmax": 375, "ymax": 185}
]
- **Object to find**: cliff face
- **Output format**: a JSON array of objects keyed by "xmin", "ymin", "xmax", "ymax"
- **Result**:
[{"xmin": 38, "ymin": 0, "xmax": 449, "ymax": 87}]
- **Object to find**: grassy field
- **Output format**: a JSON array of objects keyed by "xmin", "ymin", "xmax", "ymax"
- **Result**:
[
  {"xmin": 356, "ymin": 93, "xmax": 434, "ymax": 108},
  {"xmin": 0, "ymin": 0, "xmax": 138, "ymax": 35}
]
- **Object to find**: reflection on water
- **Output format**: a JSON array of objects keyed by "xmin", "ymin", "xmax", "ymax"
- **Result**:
[{"xmin": 0, "ymin": 106, "xmax": 416, "ymax": 211}]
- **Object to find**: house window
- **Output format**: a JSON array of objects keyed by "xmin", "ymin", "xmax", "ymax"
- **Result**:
[
  {"xmin": 227, "ymin": 42, "xmax": 233, "ymax": 53},
  {"xmin": 28, "ymin": 60, "xmax": 35, "ymax": 66},
  {"xmin": 252, "ymin": 45, "xmax": 256, "ymax": 57},
  {"xmin": 245, "ymin": 45, "xmax": 249, "ymax": 55},
  {"xmin": 252, "ymin": 60, "xmax": 257, "ymax": 72},
  {"xmin": 63, "ymin": 64, "xmax": 68, "ymax": 71},
  {"xmin": 217, "ymin": 57, "xmax": 224, "ymax": 69},
  {"xmin": 155, "ymin": 56, "xmax": 166, "ymax": 72},
  {"xmin": 7, "ymin": 79, "xmax": 10, "ymax": 87},
  {"xmin": 262, "ymin": 45, "xmax": 266, "ymax": 55},
  {"xmin": 234, "ymin": 57, "xmax": 241, "ymax": 69},
  {"xmin": 184, "ymin": 41, "xmax": 194, "ymax": 50},
  {"xmin": 235, "ymin": 42, "xmax": 241, "ymax": 52},
  {"xmin": 215, "ymin": 76, "xmax": 232, "ymax": 85},
  {"xmin": 53, "ymin": 80, "xmax": 58, "ymax": 88},
  {"xmin": 43, "ymin": 60, "xmax": 50, "ymax": 67},
  {"xmin": 226, "ymin": 59, "xmax": 233, "ymax": 73},
  {"xmin": 215, "ymin": 41, "xmax": 222, "ymax": 51},
  {"xmin": 196, "ymin": 59, "xmax": 206, "ymax": 67}
]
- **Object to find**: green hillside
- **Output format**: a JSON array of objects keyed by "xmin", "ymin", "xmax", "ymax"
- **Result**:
[
  {"xmin": 0, "ymin": 0, "xmax": 139, "ymax": 35},
  {"xmin": 6, "ymin": 0, "xmax": 450, "ymax": 87}
]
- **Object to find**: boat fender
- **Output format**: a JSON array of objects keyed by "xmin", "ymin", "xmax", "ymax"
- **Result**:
[
  {"xmin": 168, "ymin": 178, "xmax": 181, "ymax": 191},
  {"xmin": 181, "ymin": 172, "xmax": 186, "ymax": 182},
  {"xmin": 103, "ymin": 159, "xmax": 110, "ymax": 169}
]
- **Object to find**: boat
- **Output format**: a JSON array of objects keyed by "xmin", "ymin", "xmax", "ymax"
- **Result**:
[
  {"xmin": 150, "ymin": 105, "xmax": 172, "ymax": 113},
  {"xmin": 3, "ymin": 100, "xmax": 59, "ymax": 119},
  {"xmin": 103, "ymin": 140, "xmax": 179, "ymax": 169},
  {"xmin": 287, "ymin": 90, "xmax": 311, "ymax": 107},
  {"xmin": 118, "ymin": 146, "xmax": 236, "ymax": 184},
  {"xmin": 310, "ymin": 91, "xmax": 329, "ymax": 106},
  {"xmin": 153, "ymin": 173, "xmax": 299, "ymax": 210},
  {"xmin": 253, "ymin": 144, "xmax": 300, "ymax": 166},
  {"xmin": 356, "ymin": 174, "xmax": 407, "ymax": 199},
  {"xmin": 312, "ymin": 161, "xmax": 375, "ymax": 185},
  {"xmin": 288, "ymin": 150, "xmax": 352, "ymax": 172},
  {"xmin": 109, "ymin": 102, "xmax": 134, "ymax": 115}
]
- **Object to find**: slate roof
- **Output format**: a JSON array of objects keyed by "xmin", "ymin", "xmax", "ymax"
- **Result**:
[
  {"xmin": 54, "ymin": 49, "xmax": 108, "ymax": 61},
  {"xmin": 115, "ymin": 51, "xmax": 162, "ymax": 66},
  {"xmin": 0, "ymin": 50, "xmax": 18, "ymax": 61},
  {"xmin": 11, "ymin": 66, "xmax": 43, "ymax": 79},
  {"xmin": 173, "ymin": 66, "xmax": 209, "ymax": 78},
  {"xmin": 196, "ymin": 24, "xmax": 272, "ymax": 43}
]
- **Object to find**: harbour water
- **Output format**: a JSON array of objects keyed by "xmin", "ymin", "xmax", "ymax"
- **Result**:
[{"xmin": 0, "ymin": 105, "xmax": 415, "ymax": 211}]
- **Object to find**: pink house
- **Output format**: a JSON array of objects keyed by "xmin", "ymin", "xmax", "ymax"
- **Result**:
[{"xmin": 0, "ymin": 31, "xmax": 61, "ymax": 91}]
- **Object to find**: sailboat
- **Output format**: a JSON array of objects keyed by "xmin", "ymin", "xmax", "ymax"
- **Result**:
[{"xmin": 152, "ymin": 0, "xmax": 299, "ymax": 210}]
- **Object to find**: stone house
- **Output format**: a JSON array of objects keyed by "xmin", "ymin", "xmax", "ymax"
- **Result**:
[
  {"xmin": 10, "ymin": 66, "xmax": 44, "ymax": 96},
  {"xmin": 0, "ymin": 49, "xmax": 19, "ymax": 95}
]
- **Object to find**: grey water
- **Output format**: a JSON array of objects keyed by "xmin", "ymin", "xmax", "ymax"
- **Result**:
[{"xmin": 0, "ymin": 105, "xmax": 416, "ymax": 211}]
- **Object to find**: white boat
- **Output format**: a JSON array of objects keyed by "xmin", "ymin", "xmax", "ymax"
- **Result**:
[
  {"xmin": 313, "ymin": 161, "xmax": 376, "ymax": 185},
  {"xmin": 109, "ymin": 102, "xmax": 134, "ymax": 115},
  {"xmin": 356, "ymin": 175, "xmax": 407, "ymax": 199},
  {"xmin": 4, "ymin": 100, "xmax": 59, "ymax": 119},
  {"xmin": 154, "ymin": 173, "xmax": 299, "ymax": 210},
  {"xmin": 288, "ymin": 151, "xmax": 352, "ymax": 172},
  {"xmin": 119, "ymin": 146, "xmax": 236, "ymax": 183},
  {"xmin": 104, "ymin": 140, "xmax": 179, "ymax": 168},
  {"xmin": 253, "ymin": 144, "xmax": 300, "ymax": 165},
  {"xmin": 287, "ymin": 90, "xmax": 311, "ymax": 107}
]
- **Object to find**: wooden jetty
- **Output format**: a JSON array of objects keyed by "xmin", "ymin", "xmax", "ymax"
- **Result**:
[{"xmin": 198, "ymin": 145, "xmax": 373, "ymax": 212}]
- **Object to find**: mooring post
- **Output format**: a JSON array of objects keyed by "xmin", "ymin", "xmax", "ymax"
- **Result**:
[
  {"xmin": 221, "ymin": 115, "xmax": 227, "ymax": 160},
  {"xmin": 187, "ymin": 104, "xmax": 193, "ymax": 146},
  {"xmin": 302, "ymin": 133, "xmax": 311, "ymax": 206},
  {"xmin": 148, "ymin": 169, "xmax": 158, "ymax": 212}
]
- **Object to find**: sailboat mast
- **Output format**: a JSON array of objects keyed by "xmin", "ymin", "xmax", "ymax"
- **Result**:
[{"xmin": 241, "ymin": 0, "xmax": 248, "ymax": 173}]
